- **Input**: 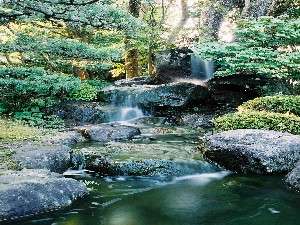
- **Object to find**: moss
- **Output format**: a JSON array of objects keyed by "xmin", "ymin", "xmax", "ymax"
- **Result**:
[
  {"xmin": 0, "ymin": 119, "xmax": 40, "ymax": 141},
  {"xmin": 0, "ymin": 147, "xmax": 21, "ymax": 170},
  {"xmin": 239, "ymin": 95, "xmax": 300, "ymax": 116},
  {"xmin": 214, "ymin": 111, "xmax": 300, "ymax": 135}
]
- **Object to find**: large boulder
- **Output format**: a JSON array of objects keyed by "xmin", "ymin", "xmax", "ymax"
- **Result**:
[
  {"xmin": 53, "ymin": 101, "xmax": 107, "ymax": 126},
  {"xmin": 13, "ymin": 144, "xmax": 73, "ymax": 173},
  {"xmin": 0, "ymin": 169, "xmax": 87, "ymax": 222},
  {"xmin": 154, "ymin": 48, "xmax": 192, "ymax": 83},
  {"xmin": 203, "ymin": 129, "xmax": 300, "ymax": 174},
  {"xmin": 286, "ymin": 163, "xmax": 300, "ymax": 192},
  {"xmin": 75, "ymin": 124, "xmax": 141, "ymax": 142},
  {"xmin": 104, "ymin": 82, "xmax": 209, "ymax": 110}
]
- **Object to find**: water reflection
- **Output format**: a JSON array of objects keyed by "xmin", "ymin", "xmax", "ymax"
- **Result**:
[{"xmin": 17, "ymin": 174, "xmax": 300, "ymax": 225}]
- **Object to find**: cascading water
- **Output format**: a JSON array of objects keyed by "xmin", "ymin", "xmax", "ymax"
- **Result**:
[
  {"xmin": 108, "ymin": 93, "xmax": 145, "ymax": 122},
  {"xmin": 191, "ymin": 53, "xmax": 215, "ymax": 81}
]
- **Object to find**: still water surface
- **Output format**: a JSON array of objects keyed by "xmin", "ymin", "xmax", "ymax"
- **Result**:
[{"xmin": 17, "ymin": 173, "xmax": 300, "ymax": 225}]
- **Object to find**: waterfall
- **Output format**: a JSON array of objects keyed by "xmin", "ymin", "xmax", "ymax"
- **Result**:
[
  {"xmin": 191, "ymin": 53, "xmax": 215, "ymax": 81},
  {"xmin": 109, "ymin": 93, "xmax": 144, "ymax": 122}
]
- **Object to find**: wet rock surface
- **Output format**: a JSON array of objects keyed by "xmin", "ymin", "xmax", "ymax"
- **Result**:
[
  {"xmin": 154, "ymin": 48, "xmax": 192, "ymax": 83},
  {"xmin": 104, "ymin": 82, "xmax": 209, "ymax": 110},
  {"xmin": 0, "ymin": 169, "xmax": 87, "ymax": 222},
  {"xmin": 286, "ymin": 163, "xmax": 300, "ymax": 192},
  {"xmin": 114, "ymin": 76, "xmax": 153, "ymax": 86},
  {"xmin": 13, "ymin": 144, "xmax": 73, "ymax": 173},
  {"xmin": 203, "ymin": 129, "xmax": 300, "ymax": 174},
  {"xmin": 75, "ymin": 124, "xmax": 141, "ymax": 142},
  {"xmin": 87, "ymin": 158, "xmax": 217, "ymax": 176}
]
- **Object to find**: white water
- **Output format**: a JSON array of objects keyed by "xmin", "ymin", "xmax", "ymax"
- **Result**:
[
  {"xmin": 190, "ymin": 53, "xmax": 215, "ymax": 81},
  {"xmin": 109, "ymin": 94, "xmax": 145, "ymax": 122}
]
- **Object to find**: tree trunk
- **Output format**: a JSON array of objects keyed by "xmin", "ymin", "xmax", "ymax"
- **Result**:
[
  {"xmin": 147, "ymin": 48, "xmax": 155, "ymax": 76},
  {"xmin": 125, "ymin": 0, "xmax": 141, "ymax": 79},
  {"xmin": 125, "ymin": 48, "xmax": 139, "ymax": 79},
  {"xmin": 242, "ymin": 0, "xmax": 251, "ymax": 17}
]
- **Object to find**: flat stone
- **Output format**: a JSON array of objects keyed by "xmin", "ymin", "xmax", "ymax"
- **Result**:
[
  {"xmin": 0, "ymin": 169, "xmax": 88, "ymax": 222},
  {"xmin": 203, "ymin": 129, "xmax": 300, "ymax": 174}
]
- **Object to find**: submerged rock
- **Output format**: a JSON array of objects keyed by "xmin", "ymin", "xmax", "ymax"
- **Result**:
[
  {"xmin": 75, "ymin": 124, "xmax": 141, "ymax": 142},
  {"xmin": 0, "ymin": 169, "xmax": 87, "ymax": 222},
  {"xmin": 203, "ymin": 129, "xmax": 300, "ymax": 174},
  {"xmin": 13, "ymin": 144, "xmax": 73, "ymax": 173},
  {"xmin": 113, "ymin": 160, "xmax": 217, "ymax": 176},
  {"xmin": 286, "ymin": 163, "xmax": 300, "ymax": 192},
  {"xmin": 80, "ymin": 139, "xmax": 217, "ymax": 176}
]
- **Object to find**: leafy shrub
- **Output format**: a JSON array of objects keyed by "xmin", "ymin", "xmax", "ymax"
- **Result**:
[
  {"xmin": 239, "ymin": 95, "xmax": 300, "ymax": 116},
  {"xmin": 13, "ymin": 111, "xmax": 65, "ymax": 129},
  {"xmin": 214, "ymin": 111, "xmax": 300, "ymax": 135},
  {"xmin": 0, "ymin": 66, "xmax": 81, "ymax": 111},
  {"xmin": 70, "ymin": 82, "xmax": 98, "ymax": 101},
  {"xmin": 70, "ymin": 80, "xmax": 110, "ymax": 101},
  {"xmin": 0, "ymin": 66, "xmax": 81, "ymax": 127},
  {"xmin": 1, "ymin": 35, "xmax": 122, "ymax": 61}
]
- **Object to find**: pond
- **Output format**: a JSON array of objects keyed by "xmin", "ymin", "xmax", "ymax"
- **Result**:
[
  {"xmin": 17, "ymin": 174, "xmax": 300, "ymax": 225},
  {"xmin": 12, "ymin": 117, "xmax": 300, "ymax": 225}
]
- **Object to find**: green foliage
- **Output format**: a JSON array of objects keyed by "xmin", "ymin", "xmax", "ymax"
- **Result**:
[
  {"xmin": 237, "ymin": 17, "xmax": 300, "ymax": 48},
  {"xmin": 196, "ymin": 16, "xmax": 300, "ymax": 78},
  {"xmin": 0, "ymin": 0, "xmax": 142, "ymax": 33},
  {"xmin": 214, "ymin": 111, "xmax": 300, "ymax": 135},
  {"xmin": 0, "ymin": 66, "xmax": 81, "ymax": 109},
  {"xmin": 239, "ymin": 95, "xmax": 300, "ymax": 116},
  {"xmin": 0, "ymin": 66, "xmax": 80, "ymax": 127},
  {"xmin": 13, "ymin": 110, "xmax": 65, "ymax": 129},
  {"xmin": 71, "ymin": 79, "xmax": 110, "ymax": 101},
  {"xmin": 1, "ymin": 35, "xmax": 122, "ymax": 61},
  {"xmin": 71, "ymin": 82, "xmax": 98, "ymax": 101}
]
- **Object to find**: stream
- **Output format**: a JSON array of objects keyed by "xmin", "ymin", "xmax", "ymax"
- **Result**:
[{"xmin": 14, "ymin": 114, "xmax": 300, "ymax": 225}]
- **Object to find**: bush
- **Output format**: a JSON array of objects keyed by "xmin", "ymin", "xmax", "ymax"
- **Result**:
[
  {"xmin": 70, "ymin": 80, "xmax": 110, "ymax": 101},
  {"xmin": 0, "ymin": 66, "xmax": 81, "ymax": 127},
  {"xmin": 0, "ymin": 66, "xmax": 81, "ymax": 111},
  {"xmin": 214, "ymin": 111, "xmax": 300, "ymax": 135},
  {"xmin": 239, "ymin": 95, "xmax": 300, "ymax": 116},
  {"xmin": 13, "ymin": 111, "xmax": 65, "ymax": 129},
  {"xmin": 70, "ymin": 82, "xmax": 98, "ymax": 101}
]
